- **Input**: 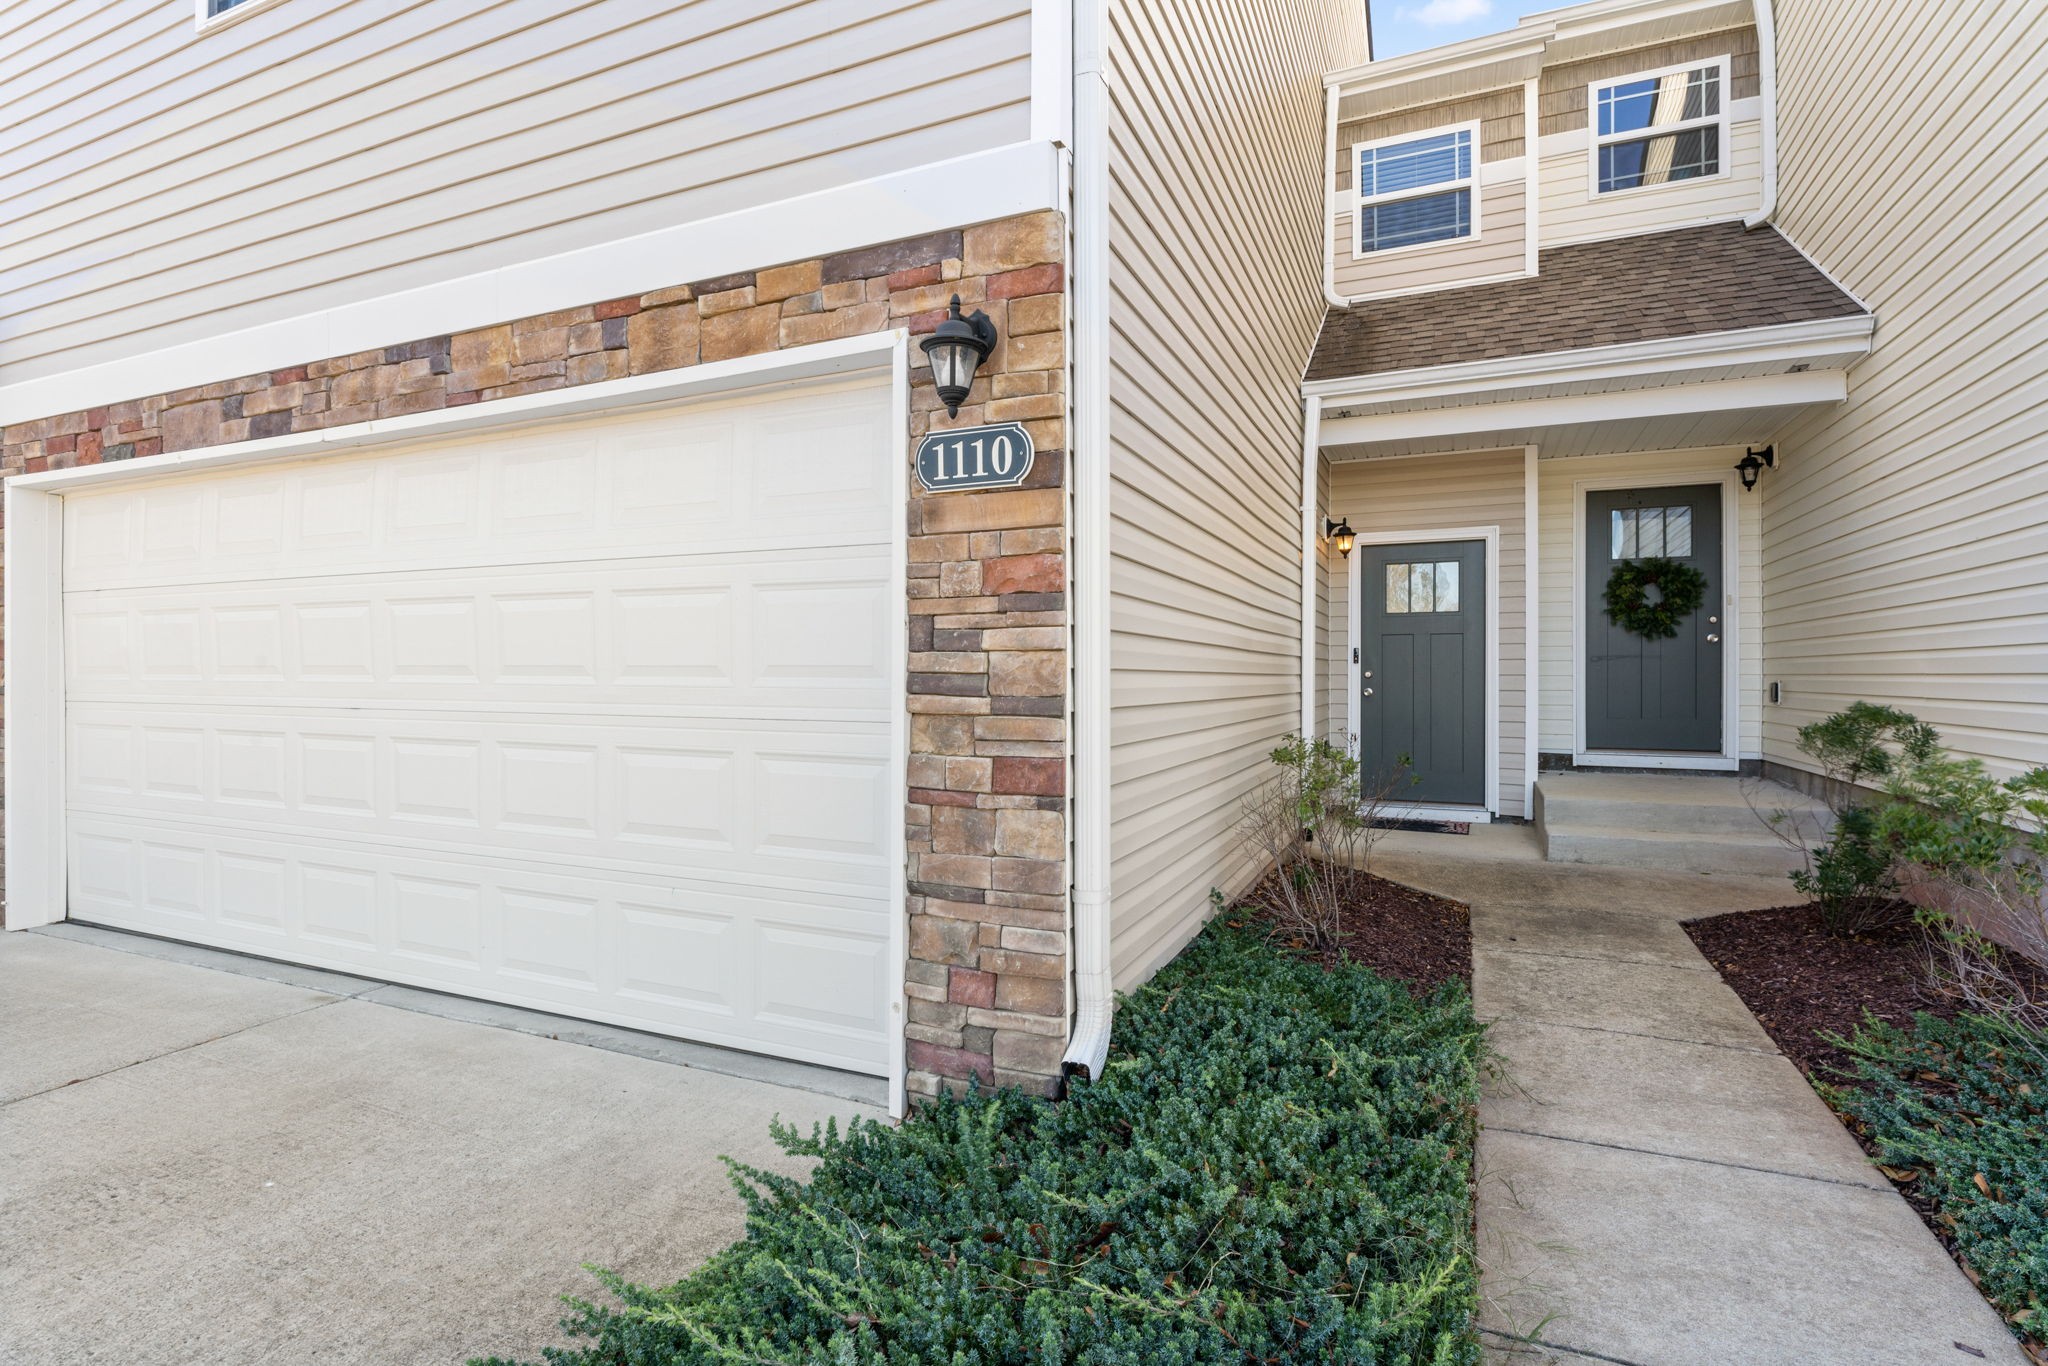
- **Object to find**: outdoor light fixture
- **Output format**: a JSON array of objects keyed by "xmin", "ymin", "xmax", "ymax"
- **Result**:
[
  {"xmin": 1326, "ymin": 516, "xmax": 1356, "ymax": 557},
  {"xmin": 921, "ymin": 294, "xmax": 997, "ymax": 417},
  {"xmin": 1735, "ymin": 444, "xmax": 1777, "ymax": 492}
]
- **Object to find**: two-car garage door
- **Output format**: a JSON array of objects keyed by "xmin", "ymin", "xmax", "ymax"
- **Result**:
[{"xmin": 59, "ymin": 378, "xmax": 896, "ymax": 1076}]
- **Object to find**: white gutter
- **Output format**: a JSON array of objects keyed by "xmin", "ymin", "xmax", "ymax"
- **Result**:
[
  {"xmin": 1299, "ymin": 397, "xmax": 1323, "ymax": 740},
  {"xmin": 1062, "ymin": 0, "xmax": 1114, "ymax": 1084},
  {"xmin": 1743, "ymin": 0, "xmax": 1779, "ymax": 228}
]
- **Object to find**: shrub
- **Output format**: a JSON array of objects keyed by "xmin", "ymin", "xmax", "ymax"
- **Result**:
[
  {"xmin": 1827, "ymin": 1012, "xmax": 2047, "ymax": 1341},
  {"xmin": 477, "ymin": 922, "xmax": 1483, "ymax": 1366},
  {"xmin": 1789, "ymin": 806, "xmax": 1903, "ymax": 937},
  {"xmin": 1237, "ymin": 735, "xmax": 1412, "ymax": 949},
  {"xmin": 1776, "ymin": 703, "xmax": 1938, "ymax": 935}
]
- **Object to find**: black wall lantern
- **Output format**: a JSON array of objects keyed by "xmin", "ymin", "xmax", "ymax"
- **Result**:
[
  {"xmin": 921, "ymin": 294, "xmax": 997, "ymax": 417},
  {"xmin": 1735, "ymin": 443, "xmax": 1777, "ymax": 492},
  {"xmin": 1325, "ymin": 516, "xmax": 1356, "ymax": 558}
]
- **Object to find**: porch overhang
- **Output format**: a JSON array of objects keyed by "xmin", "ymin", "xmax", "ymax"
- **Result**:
[{"xmin": 1307, "ymin": 313, "xmax": 1872, "ymax": 460}]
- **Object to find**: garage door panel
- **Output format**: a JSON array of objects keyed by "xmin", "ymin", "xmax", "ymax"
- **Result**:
[
  {"xmin": 68, "ymin": 815, "xmax": 891, "ymax": 1073},
  {"xmin": 62, "ymin": 384, "xmax": 892, "ymax": 595},
  {"xmin": 64, "ymin": 554, "xmax": 891, "ymax": 714},
  {"xmin": 68, "ymin": 708, "xmax": 891, "ymax": 891}
]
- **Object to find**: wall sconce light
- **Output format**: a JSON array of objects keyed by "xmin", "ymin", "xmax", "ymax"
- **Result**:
[
  {"xmin": 1325, "ymin": 516, "xmax": 1356, "ymax": 557},
  {"xmin": 1735, "ymin": 444, "xmax": 1777, "ymax": 492},
  {"xmin": 920, "ymin": 294, "xmax": 997, "ymax": 417}
]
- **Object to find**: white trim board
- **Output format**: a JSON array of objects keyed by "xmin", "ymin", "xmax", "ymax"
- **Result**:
[
  {"xmin": 1345, "ymin": 525, "xmax": 1502, "ymax": 818},
  {"xmin": 0, "ymin": 140, "xmax": 1060, "ymax": 424},
  {"xmin": 3, "ymin": 330, "xmax": 914, "ymax": 1119},
  {"xmin": 1568, "ymin": 466, "xmax": 1743, "ymax": 772}
]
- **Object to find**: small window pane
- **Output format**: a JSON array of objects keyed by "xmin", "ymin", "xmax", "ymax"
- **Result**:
[
  {"xmin": 1411, "ymin": 562, "xmax": 1435, "ymax": 612},
  {"xmin": 1598, "ymin": 125, "xmax": 1720, "ymax": 192},
  {"xmin": 1434, "ymin": 561, "xmax": 1460, "ymax": 613},
  {"xmin": 1385, "ymin": 560, "xmax": 1461, "ymax": 613},
  {"xmin": 1359, "ymin": 130, "xmax": 1472, "ymax": 197},
  {"xmin": 1611, "ymin": 509, "xmax": 1638, "ymax": 560},
  {"xmin": 1597, "ymin": 66, "xmax": 1720, "ymax": 137},
  {"xmin": 1386, "ymin": 564, "xmax": 1411, "ymax": 613},
  {"xmin": 1665, "ymin": 506, "xmax": 1693, "ymax": 557},
  {"xmin": 1639, "ymin": 506, "xmax": 1666, "ymax": 556},
  {"xmin": 1361, "ymin": 188, "xmax": 1471, "ymax": 252}
]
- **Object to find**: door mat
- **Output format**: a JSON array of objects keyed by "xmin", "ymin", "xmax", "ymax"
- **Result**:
[{"xmin": 1364, "ymin": 817, "xmax": 1471, "ymax": 836}]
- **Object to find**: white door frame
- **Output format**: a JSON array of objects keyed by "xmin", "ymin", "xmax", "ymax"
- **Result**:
[
  {"xmin": 4, "ymin": 331, "xmax": 915, "ymax": 1117},
  {"xmin": 1570, "ymin": 468, "xmax": 1742, "ymax": 772},
  {"xmin": 1345, "ymin": 525, "xmax": 1501, "ymax": 821}
]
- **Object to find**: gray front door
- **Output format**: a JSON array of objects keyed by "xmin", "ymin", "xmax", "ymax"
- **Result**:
[
  {"xmin": 1585, "ymin": 486, "xmax": 1723, "ymax": 753},
  {"xmin": 1359, "ymin": 540, "xmax": 1486, "ymax": 806}
]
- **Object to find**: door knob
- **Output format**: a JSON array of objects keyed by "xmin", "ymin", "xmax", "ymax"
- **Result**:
[
  {"xmin": 1706, "ymin": 633, "xmax": 1721, "ymax": 643},
  {"xmin": 1362, "ymin": 687, "xmax": 1375, "ymax": 697}
]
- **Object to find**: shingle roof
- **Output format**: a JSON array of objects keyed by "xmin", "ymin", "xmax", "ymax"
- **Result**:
[{"xmin": 1305, "ymin": 222, "xmax": 1867, "ymax": 383}]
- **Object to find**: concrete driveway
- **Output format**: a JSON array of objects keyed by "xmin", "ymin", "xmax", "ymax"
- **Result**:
[{"xmin": 0, "ymin": 927, "xmax": 883, "ymax": 1366}]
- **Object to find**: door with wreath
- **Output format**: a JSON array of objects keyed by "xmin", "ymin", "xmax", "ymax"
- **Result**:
[{"xmin": 1584, "ymin": 485, "xmax": 1723, "ymax": 754}]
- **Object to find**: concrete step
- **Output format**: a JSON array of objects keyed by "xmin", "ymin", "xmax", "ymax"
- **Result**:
[
  {"xmin": 1535, "ymin": 773, "xmax": 1832, "ymax": 840},
  {"xmin": 1539, "ymin": 823, "xmax": 1810, "ymax": 877}
]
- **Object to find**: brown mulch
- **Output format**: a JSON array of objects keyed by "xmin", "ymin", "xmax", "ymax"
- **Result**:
[
  {"xmin": 1680, "ymin": 900, "xmax": 1953, "ymax": 1080},
  {"xmin": 1236, "ymin": 865, "xmax": 1472, "ymax": 992}
]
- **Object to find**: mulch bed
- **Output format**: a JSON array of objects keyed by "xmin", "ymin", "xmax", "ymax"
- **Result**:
[
  {"xmin": 1236, "ymin": 865, "xmax": 1472, "ymax": 992},
  {"xmin": 1680, "ymin": 900, "xmax": 1952, "ymax": 1080}
]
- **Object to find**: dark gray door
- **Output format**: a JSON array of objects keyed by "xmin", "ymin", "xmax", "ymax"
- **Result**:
[
  {"xmin": 1585, "ymin": 485, "xmax": 1723, "ymax": 753},
  {"xmin": 1359, "ymin": 540, "xmax": 1486, "ymax": 806}
]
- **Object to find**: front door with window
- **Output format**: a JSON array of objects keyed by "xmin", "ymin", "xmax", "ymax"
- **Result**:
[
  {"xmin": 1585, "ymin": 486, "xmax": 1723, "ymax": 753},
  {"xmin": 1359, "ymin": 540, "xmax": 1486, "ymax": 806}
]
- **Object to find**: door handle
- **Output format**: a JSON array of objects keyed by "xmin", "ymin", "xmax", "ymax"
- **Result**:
[
  {"xmin": 1362, "ymin": 687, "xmax": 1375, "ymax": 697},
  {"xmin": 1705, "ymin": 633, "xmax": 1721, "ymax": 643}
]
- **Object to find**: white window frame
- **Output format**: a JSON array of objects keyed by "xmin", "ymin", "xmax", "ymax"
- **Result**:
[
  {"xmin": 1350, "ymin": 121, "xmax": 1483, "ymax": 258},
  {"xmin": 194, "ymin": 0, "xmax": 289, "ymax": 34},
  {"xmin": 1586, "ymin": 55, "xmax": 1732, "ymax": 199}
]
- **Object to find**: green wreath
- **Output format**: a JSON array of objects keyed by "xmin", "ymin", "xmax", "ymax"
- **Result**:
[{"xmin": 1603, "ymin": 556, "xmax": 1707, "ymax": 640}]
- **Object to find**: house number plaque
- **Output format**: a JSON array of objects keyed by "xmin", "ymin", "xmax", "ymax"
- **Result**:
[{"xmin": 916, "ymin": 421, "xmax": 1035, "ymax": 493}]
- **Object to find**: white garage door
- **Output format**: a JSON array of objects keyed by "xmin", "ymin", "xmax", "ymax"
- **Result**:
[{"xmin": 59, "ymin": 378, "xmax": 898, "ymax": 1076}]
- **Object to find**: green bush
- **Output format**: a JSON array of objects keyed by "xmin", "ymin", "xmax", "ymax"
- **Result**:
[
  {"xmin": 1828, "ymin": 1012, "xmax": 2047, "ymax": 1338},
  {"xmin": 479, "ymin": 922, "xmax": 1483, "ymax": 1366}
]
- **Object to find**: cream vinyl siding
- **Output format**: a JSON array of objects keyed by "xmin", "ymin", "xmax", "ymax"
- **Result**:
[
  {"xmin": 0, "ymin": 0, "xmax": 1030, "ymax": 386},
  {"xmin": 1334, "ymin": 176, "xmax": 1527, "ymax": 298},
  {"xmin": 1535, "ymin": 448, "xmax": 1761, "ymax": 757},
  {"xmin": 1763, "ymin": 0, "xmax": 2048, "ymax": 775},
  {"xmin": 1322, "ymin": 450, "xmax": 1529, "ymax": 816},
  {"xmin": 1538, "ymin": 113, "xmax": 1762, "ymax": 246},
  {"xmin": 1105, "ymin": 0, "xmax": 1366, "ymax": 988}
]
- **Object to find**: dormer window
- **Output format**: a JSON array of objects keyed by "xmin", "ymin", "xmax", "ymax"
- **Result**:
[
  {"xmin": 1354, "ymin": 124, "xmax": 1479, "ymax": 254},
  {"xmin": 1591, "ymin": 57, "xmax": 1729, "ymax": 194}
]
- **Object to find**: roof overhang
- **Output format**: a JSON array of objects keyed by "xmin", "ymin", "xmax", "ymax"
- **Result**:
[{"xmin": 1307, "ymin": 312, "xmax": 1874, "ymax": 460}]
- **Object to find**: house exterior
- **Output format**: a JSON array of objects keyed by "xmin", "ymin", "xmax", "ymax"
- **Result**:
[
  {"xmin": 0, "ymin": 0, "xmax": 1366, "ymax": 1114},
  {"xmin": 4, "ymin": 0, "xmax": 2042, "ymax": 1114}
]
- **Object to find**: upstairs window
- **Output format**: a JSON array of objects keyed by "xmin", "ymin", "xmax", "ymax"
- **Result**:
[
  {"xmin": 1354, "ymin": 124, "xmax": 1479, "ymax": 254},
  {"xmin": 1591, "ymin": 58, "xmax": 1729, "ymax": 194}
]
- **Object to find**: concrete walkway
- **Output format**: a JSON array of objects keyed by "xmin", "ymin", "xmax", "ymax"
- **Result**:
[
  {"xmin": 1370, "ymin": 826, "xmax": 2026, "ymax": 1366},
  {"xmin": 0, "ymin": 928, "xmax": 881, "ymax": 1366}
]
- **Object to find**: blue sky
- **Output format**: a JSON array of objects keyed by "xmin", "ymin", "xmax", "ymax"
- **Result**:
[{"xmin": 1371, "ymin": 0, "xmax": 1517, "ymax": 59}]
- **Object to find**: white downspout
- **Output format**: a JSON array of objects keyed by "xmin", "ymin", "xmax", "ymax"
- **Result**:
[
  {"xmin": 1062, "ymin": 0, "xmax": 1114, "ymax": 1083},
  {"xmin": 1743, "ymin": 0, "xmax": 1778, "ymax": 228},
  {"xmin": 1299, "ymin": 395, "xmax": 1322, "ymax": 740}
]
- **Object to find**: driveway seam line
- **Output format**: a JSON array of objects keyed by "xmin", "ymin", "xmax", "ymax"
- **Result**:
[
  {"xmin": 1479, "ymin": 1014, "xmax": 1778, "ymax": 1056},
  {"xmin": 1484, "ymin": 1124, "xmax": 1891, "ymax": 1191},
  {"xmin": 1483, "ymin": 944, "xmax": 1716, "ymax": 972},
  {"xmin": 1478, "ymin": 1327, "xmax": 1651, "ymax": 1365},
  {"xmin": 1, "ymin": 997, "xmax": 347, "ymax": 1109}
]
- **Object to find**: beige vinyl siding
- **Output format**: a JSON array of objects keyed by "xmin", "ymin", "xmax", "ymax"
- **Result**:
[
  {"xmin": 0, "ymin": 0, "xmax": 1031, "ymax": 387},
  {"xmin": 1322, "ymin": 450, "xmax": 1530, "ymax": 817},
  {"xmin": 1763, "ymin": 0, "xmax": 2048, "ymax": 776},
  {"xmin": 1538, "ymin": 114, "xmax": 1762, "ymax": 245},
  {"xmin": 1105, "ymin": 0, "xmax": 1367, "ymax": 989},
  {"xmin": 1334, "ymin": 176, "xmax": 1527, "ymax": 298},
  {"xmin": 1536, "ymin": 448, "xmax": 1762, "ymax": 757}
]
